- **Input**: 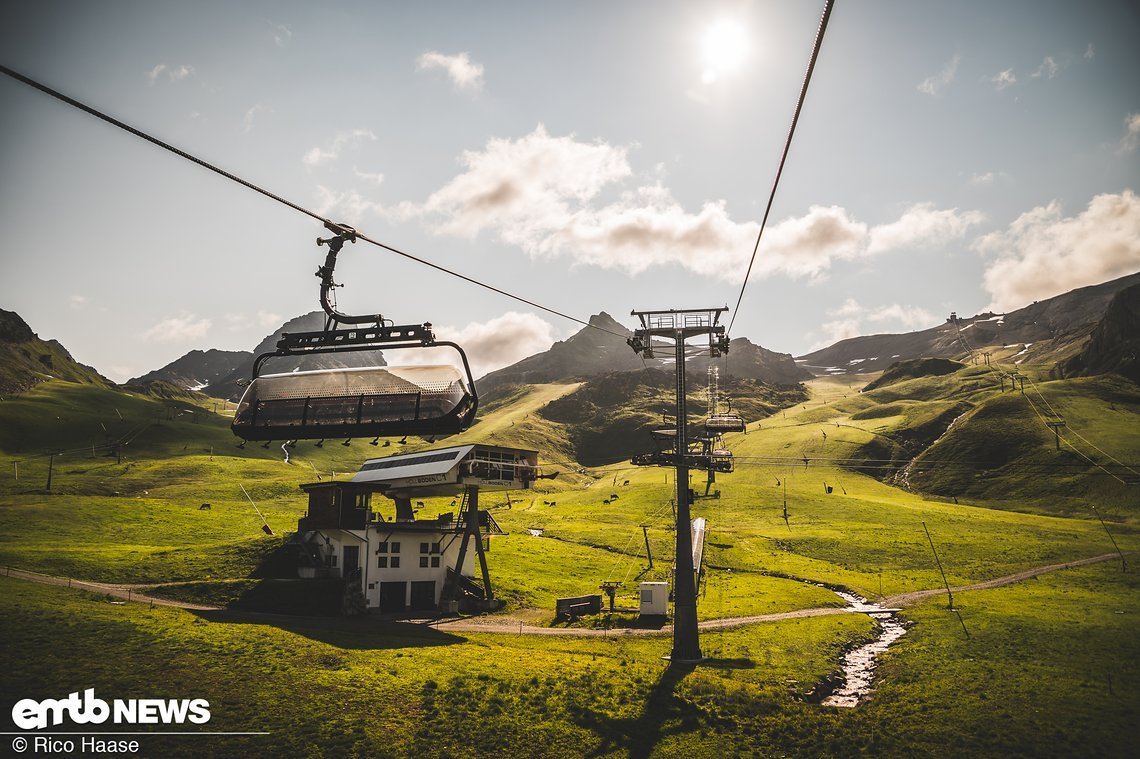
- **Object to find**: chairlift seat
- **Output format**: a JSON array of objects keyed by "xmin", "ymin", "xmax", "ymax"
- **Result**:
[
  {"xmin": 705, "ymin": 413, "xmax": 746, "ymax": 434},
  {"xmin": 232, "ymin": 365, "xmax": 475, "ymax": 441}
]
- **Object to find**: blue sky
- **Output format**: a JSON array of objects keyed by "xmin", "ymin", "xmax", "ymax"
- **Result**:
[{"xmin": 1, "ymin": 0, "xmax": 1138, "ymax": 382}]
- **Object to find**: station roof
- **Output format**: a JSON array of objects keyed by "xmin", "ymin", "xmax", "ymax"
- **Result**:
[
  {"xmin": 350, "ymin": 443, "xmax": 540, "ymax": 497},
  {"xmin": 353, "ymin": 445, "xmax": 475, "ymax": 482}
]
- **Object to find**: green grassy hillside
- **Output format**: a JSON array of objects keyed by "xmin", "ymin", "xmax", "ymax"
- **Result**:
[
  {"xmin": 0, "ymin": 309, "xmax": 111, "ymax": 394},
  {"xmin": 1, "ymin": 372, "xmax": 1138, "ymax": 756}
]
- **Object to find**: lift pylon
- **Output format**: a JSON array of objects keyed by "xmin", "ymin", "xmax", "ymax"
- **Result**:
[{"xmin": 628, "ymin": 307, "xmax": 728, "ymax": 663}]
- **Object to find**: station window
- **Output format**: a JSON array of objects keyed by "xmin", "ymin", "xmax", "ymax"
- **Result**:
[
  {"xmin": 377, "ymin": 541, "xmax": 388, "ymax": 553},
  {"xmin": 391, "ymin": 557, "xmax": 400, "ymax": 568},
  {"xmin": 430, "ymin": 556, "xmax": 441, "ymax": 568},
  {"xmin": 431, "ymin": 542, "xmax": 441, "ymax": 554},
  {"xmin": 391, "ymin": 542, "xmax": 401, "ymax": 553},
  {"xmin": 420, "ymin": 542, "xmax": 430, "ymax": 554},
  {"xmin": 377, "ymin": 556, "xmax": 388, "ymax": 569},
  {"xmin": 419, "ymin": 557, "xmax": 429, "ymax": 568}
]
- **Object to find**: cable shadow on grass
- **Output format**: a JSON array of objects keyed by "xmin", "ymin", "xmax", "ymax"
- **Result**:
[{"xmin": 190, "ymin": 608, "xmax": 467, "ymax": 650}]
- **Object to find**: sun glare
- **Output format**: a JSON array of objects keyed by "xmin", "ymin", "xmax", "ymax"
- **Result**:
[{"xmin": 701, "ymin": 18, "xmax": 749, "ymax": 83}]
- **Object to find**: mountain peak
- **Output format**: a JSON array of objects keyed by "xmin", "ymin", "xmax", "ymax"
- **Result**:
[
  {"xmin": 0, "ymin": 309, "xmax": 36, "ymax": 343},
  {"xmin": 587, "ymin": 312, "xmax": 630, "ymax": 334},
  {"xmin": 0, "ymin": 308, "xmax": 110, "ymax": 393}
]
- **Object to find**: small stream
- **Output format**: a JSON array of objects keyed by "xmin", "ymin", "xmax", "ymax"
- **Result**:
[{"xmin": 821, "ymin": 589, "xmax": 908, "ymax": 707}]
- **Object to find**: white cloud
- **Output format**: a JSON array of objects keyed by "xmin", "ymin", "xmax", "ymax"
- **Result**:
[
  {"xmin": 398, "ymin": 126, "xmax": 980, "ymax": 283},
  {"xmin": 243, "ymin": 103, "xmax": 268, "ymax": 133},
  {"xmin": 146, "ymin": 64, "xmax": 195, "ymax": 84},
  {"xmin": 867, "ymin": 303, "xmax": 936, "ymax": 328},
  {"xmin": 867, "ymin": 203, "xmax": 985, "ymax": 255},
  {"xmin": 829, "ymin": 298, "xmax": 864, "ymax": 318},
  {"xmin": 809, "ymin": 299, "xmax": 935, "ymax": 351},
  {"xmin": 106, "ymin": 366, "xmax": 136, "ymax": 383},
  {"xmin": 991, "ymin": 68, "xmax": 1016, "ymax": 91},
  {"xmin": 302, "ymin": 129, "xmax": 377, "ymax": 168},
  {"xmin": 750, "ymin": 205, "xmax": 866, "ymax": 280},
  {"xmin": 68, "ymin": 294, "xmax": 88, "ymax": 310},
  {"xmin": 417, "ymin": 51, "xmax": 485, "ymax": 92},
  {"xmin": 969, "ymin": 170, "xmax": 1013, "ymax": 187},
  {"xmin": 223, "ymin": 311, "xmax": 280, "ymax": 331},
  {"xmin": 1117, "ymin": 113, "xmax": 1140, "ymax": 155},
  {"xmin": 394, "ymin": 312, "xmax": 556, "ymax": 378},
  {"xmin": 314, "ymin": 185, "xmax": 386, "ymax": 226},
  {"xmin": 415, "ymin": 124, "xmax": 631, "ymax": 239},
  {"xmin": 1031, "ymin": 56, "xmax": 1060, "ymax": 80},
  {"xmin": 353, "ymin": 166, "xmax": 385, "ymax": 185},
  {"xmin": 271, "ymin": 24, "xmax": 292, "ymax": 47},
  {"xmin": 1084, "ymin": 43, "xmax": 1095, "ymax": 60},
  {"xmin": 974, "ymin": 190, "xmax": 1140, "ymax": 312},
  {"xmin": 812, "ymin": 318, "xmax": 862, "ymax": 351},
  {"xmin": 917, "ymin": 54, "xmax": 960, "ymax": 96},
  {"xmin": 142, "ymin": 314, "xmax": 212, "ymax": 342},
  {"xmin": 169, "ymin": 65, "xmax": 194, "ymax": 82}
]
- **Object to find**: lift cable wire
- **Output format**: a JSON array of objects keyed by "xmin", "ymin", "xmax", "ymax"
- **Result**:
[
  {"xmin": 944, "ymin": 315, "xmax": 1132, "ymax": 485},
  {"xmin": 1021, "ymin": 373, "xmax": 1140, "ymax": 477},
  {"xmin": 1020, "ymin": 390, "xmax": 1130, "ymax": 485},
  {"xmin": 610, "ymin": 498, "xmax": 676, "ymax": 584},
  {"xmin": 0, "ymin": 64, "xmax": 627, "ymax": 341},
  {"xmin": 727, "ymin": 0, "xmax": 836, "ymax": 335},
  {"xmin": 970, "ymin": 341, "xmax": 1137, "ymax": 484}
]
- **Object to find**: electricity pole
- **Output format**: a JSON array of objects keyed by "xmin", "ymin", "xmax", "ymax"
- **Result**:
[{"xmin": 629, "ymin": 306, "xmax": 728, "ymax": 663}]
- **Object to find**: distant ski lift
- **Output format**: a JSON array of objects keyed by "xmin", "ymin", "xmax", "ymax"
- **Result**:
[
  {"xmin": 705, "ymin": 413, "xmax": 746, "ymax": 434},
  {"xmin": 703, "ymin": 366, "xmax": 745, "ymax": 433},
  {"xmin": 231, "ymin": 222, "xmax": 478, "ymax": 442},
  {"xmin": 631, "ymin": 428, "xmax": 734, "ymax": 472},
  {"xmin": 709, "ymin": 448, "xmax": 734, "ymax": 473}
]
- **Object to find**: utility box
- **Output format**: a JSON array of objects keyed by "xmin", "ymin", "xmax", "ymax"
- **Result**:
[{"xmin": 639, "ymin": 582, "xmax": 669, "ymax": 617}]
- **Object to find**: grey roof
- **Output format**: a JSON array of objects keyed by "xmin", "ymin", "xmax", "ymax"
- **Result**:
[{"xmin": 352, "ymin": 445, "xmax": 475, "ymax": 484}]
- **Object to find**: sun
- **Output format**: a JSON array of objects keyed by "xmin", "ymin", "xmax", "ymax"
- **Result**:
[{"xmin": 701, "ymin": 18, "xmax": 750, "ymax": 83}]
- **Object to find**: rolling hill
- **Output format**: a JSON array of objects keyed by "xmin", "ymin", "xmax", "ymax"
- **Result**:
[
  {"xmin": 1058, "ymin": 282, "xmax": 1140, "ymax": 383},
  {"xmin": 128, "ymin": 348, "xmax": 252, "ymax": 390},
  {"xmin": 197, "ymin": 311, "xmax": 390, "ymax": 400},
  {"xmin": 0, "ymin": 305, "xmax": 1137, "ymax": 756},
  {"xmin": 477, "ymin": 311, "xmax": 809, "ymax": 395},
  {"xmin": 0, "ymin": 308, "xmax": 111, "ymax": 395},
  {"xmin": 797, "ymin": 270, "xmax": 1140, "ymax": 376}
]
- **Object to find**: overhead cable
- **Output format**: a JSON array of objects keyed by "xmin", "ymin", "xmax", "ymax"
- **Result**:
[
  {"xmin": 728, "ymin": 0, "xmax": 836, "ymax": 334},
  {"xmin": 0, "ymin": 64, "xmax": 627, "ymax": 340}
]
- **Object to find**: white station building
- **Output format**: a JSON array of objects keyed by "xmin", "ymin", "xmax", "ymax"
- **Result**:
[{"xmin": 295, "ymin": 444, "xmax": 539, "ymax": 612}]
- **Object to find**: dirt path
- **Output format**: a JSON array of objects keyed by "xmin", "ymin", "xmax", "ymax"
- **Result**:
[
  {"xmin": 2, "ymin": 551, "xmax": 1125, "ymax": 635},
  {"xmin": 879, "ymin": 551, "xmax": 1125, "ymax": 608},
  {"xmin": 0, "ymin": 567, "xmax": 222, "ymax": 611}
]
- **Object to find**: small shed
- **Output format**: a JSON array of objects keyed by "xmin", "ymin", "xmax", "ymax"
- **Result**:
[{"xmin": 639, "ymin": 581, "xmax": 669, "ymax": 616}]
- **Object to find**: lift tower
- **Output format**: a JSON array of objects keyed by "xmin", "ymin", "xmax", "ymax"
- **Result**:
[{"xmin": 628, "ymin": 307, "xmax": 729, "ymax": 663}]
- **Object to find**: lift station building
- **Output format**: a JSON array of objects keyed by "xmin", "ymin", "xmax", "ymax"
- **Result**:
[{"xmin": 294, "ymin": 443, "xmax": 538, "ymax": 613}]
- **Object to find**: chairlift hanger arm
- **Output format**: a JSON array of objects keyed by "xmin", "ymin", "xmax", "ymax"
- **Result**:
[{"xmin": 315, "ymin": 221, "xmax": 388, "ymax": 327}]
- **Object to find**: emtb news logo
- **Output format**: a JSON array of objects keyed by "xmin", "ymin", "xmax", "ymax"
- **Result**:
[{"xmin": 11, "ymin": 689, "xmax": 210, "ymax": 730}]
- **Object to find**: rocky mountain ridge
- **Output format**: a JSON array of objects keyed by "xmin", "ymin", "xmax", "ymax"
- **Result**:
[{"xmin": 798, "ymin": 271, "xmax": 1140, "ymax": 375}]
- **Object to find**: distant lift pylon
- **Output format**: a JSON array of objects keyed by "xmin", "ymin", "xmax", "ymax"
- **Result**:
[{"xmin": 231, "ymin": 222, "xmax": 479, "ymax": 441}]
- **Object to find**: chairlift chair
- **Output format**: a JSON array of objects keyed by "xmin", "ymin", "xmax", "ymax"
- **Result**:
[
  {"xmin": 232, "ymin": 222, "xmax": 478, "ymax": 442},
  {"xmin": 704, "ymin": 413, "xmax": 746, "ymax": 434},
  {"xmin": 709, "ymin": 448, "xmax": 735, "ymax": 473},
  {"xmin": 703, "ymin": 365, "xmax": 746, "ymax": 434}
]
